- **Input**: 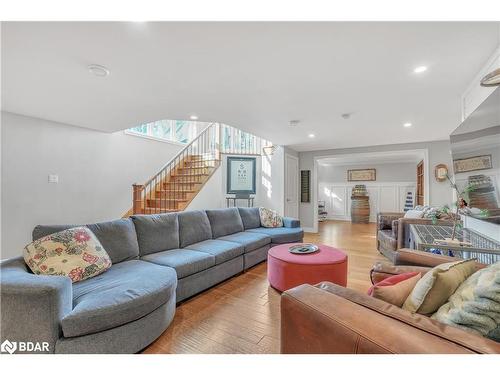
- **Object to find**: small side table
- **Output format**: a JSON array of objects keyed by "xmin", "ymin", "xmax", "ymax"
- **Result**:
[{"xmin": 226, "ymin": 194, "xmax": 254, "ymax": 207}]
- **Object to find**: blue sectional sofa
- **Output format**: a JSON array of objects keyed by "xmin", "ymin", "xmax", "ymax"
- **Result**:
[{"xmin": 0, "ymin": 207, "xmax": 302, "ymax": 353}]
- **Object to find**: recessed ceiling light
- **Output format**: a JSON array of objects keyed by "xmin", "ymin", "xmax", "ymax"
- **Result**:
[
  {"xmin": 403, "ymin": 122, "xmax": 412, "ymax": 128},
  {"xmin": 190, "ymin": 115, "xmax": 199, "ymax": 120},
  {"xmin": 414, "ymin": 66, "xmax": 428, "ymax": 74},
  {"xmin": 308, "ymin": 133, "xmax": 315, "ymax": 138},
  {"xmin": 88, "ymin": 64, "xmax": 110, "ymax": 77}
]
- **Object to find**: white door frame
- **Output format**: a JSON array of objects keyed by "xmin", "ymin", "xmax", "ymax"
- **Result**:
[
  {"xmin": 311, "ymin": 148, "xmax": 429, "ymax": 233},
  {"xmin": 284, "ymin": 154, "xmax": 300, "ymax": 218}
]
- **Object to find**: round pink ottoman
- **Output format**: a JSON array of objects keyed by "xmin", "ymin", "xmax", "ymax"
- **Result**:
[{"xmin": 267, "ymin": 243, "xmax": 348, "ymax": 292}]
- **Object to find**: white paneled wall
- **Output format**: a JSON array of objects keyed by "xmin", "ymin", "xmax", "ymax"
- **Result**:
[{"xmin": 318, "ymin": 182, "xmax": 416, "ymax": 222}]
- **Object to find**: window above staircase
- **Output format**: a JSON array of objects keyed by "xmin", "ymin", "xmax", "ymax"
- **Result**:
[
  {"xmin": 125, "ymin": 119, "xmax": 273, "ymax": 154},
  {"xmin": 125, "ymin": 119, "xmax": 209, "ymax": 145}
]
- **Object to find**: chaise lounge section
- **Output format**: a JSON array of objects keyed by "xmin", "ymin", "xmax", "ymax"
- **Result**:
[{"xmin": 0, "ymin": 207, "xmax": 302, "ymax": 354}]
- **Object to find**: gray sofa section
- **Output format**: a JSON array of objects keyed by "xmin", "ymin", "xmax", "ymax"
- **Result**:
[
  {"xmin": 32, "ymin": 218, "xmax": 140, "ymax": 264},
  {"xmin": 62, "ymin": 260, "xmax": 177, "ymax": 338},
  {"xmin": 1, "ymin": 207, "xmax": 303, "ymax": 354}
]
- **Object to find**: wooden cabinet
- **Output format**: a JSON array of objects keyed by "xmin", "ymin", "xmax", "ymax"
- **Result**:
[{"xmin": 416, "ymin": 160, "xmax": 424, "ymax": 206}]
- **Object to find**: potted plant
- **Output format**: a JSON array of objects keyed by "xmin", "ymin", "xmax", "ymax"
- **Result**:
[{"xmin": 430, "ymin": 173, "xmax": 489, "ymax": 244}]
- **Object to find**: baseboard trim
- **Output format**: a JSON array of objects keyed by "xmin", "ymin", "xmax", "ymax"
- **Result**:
[{"xmin": 302, "ymin": 226, "xmax": 317, "ymax": 233}]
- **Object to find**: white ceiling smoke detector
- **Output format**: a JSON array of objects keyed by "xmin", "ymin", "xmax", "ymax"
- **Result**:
[{"xmin": 88, "ymin": 64, "xmax": 110, "ymax": 77}]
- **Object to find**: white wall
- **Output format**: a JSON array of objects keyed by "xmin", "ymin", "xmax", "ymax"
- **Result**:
[
  {"xmin": 318, "ymin": 162, "xmax": 417, "ymax": 183},
  {"xmin": 298, "ymin": 140, "xmax": 454, "ymax": 230},
  {"xmin": 186, "ymin": 147, "xmax": 286, "ymax": 215},
  {"xmin": 1, "ymin": 112, "xmax": 183, "ymax": 259}
]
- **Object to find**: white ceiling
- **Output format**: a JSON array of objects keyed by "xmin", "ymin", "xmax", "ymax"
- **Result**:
[{"xmin": 2, "ymin": 22, "xmax": 499, "ymax": 151}]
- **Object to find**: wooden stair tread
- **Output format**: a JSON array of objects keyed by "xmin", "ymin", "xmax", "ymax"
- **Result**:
[
  {"xmin": 164, "ymin": 181, "xmax": 202, "ymax": 184},
  {"xmin": 171, "ymin": 173, "xmax": 210, "ymax": 177},
  {"xmin": 147, "ymin": 198, "xmax": 188, "ymax": 202},
  {"xmin": 141, "ymin": 207, "xmax": 179, "ymax": 213},
  {"xmin": 183, "ymin": 159, "xmax": 218, "ymax": 164},
  {"xmin": 158, "ymin": 189, "xmax": 196, "ymax": 193}
]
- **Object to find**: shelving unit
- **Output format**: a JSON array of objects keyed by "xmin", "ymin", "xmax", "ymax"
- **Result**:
[{"xmin": 318, "ymin": 200, "xmax": 328, "ymax": 222}]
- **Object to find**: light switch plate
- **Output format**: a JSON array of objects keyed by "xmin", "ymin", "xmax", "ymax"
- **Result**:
[{"xmin": 48, "ymin": 174, "xmax": 59, "ymax": 183}]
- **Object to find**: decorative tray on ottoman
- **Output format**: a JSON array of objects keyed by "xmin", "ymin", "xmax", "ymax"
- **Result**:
[{"xmin": 289, "ymin": 243, "xmax": 319, "ymax": 254}]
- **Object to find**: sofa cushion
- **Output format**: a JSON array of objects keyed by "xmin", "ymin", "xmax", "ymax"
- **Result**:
[
  {"xmin": 238, "ymin": 207, "xmax": 261, "ymax": 230},
  {"xmin": 206, "ymin": 208, "xmax": 244, "ymax": 238},
  {"xmin": 24, "ymin": 226, "xmax": 112, "ymax": 283},
  {"xmin": 246, "ymin": 227, "xmax": 303, "ymax": 244},
  {"xmin": 178, "ymin": 210, "xmax": 213, "ymax": 248},
  {"xmin": 185, "ymin": 239, "xmax": 244, "ymax": 265},
  {"xmin": 403, "ymin": 259, "xmax": 477, "ymax": 315},
  {"xmin": 282, "ymin": 217, "xmax": 300, "ymax": 228},
  {"xmin": 131, "ymin": 213, "xmax": 179, "ymax": 256},
  {"xmin": 62, "ymin": 260, "xmax": 176, "ymax": 337},
  {"xmin": 218, "ymin": 231, "xmax": 271, "ymax": 253},
  {"xmin": 32, "ymin": 219, "xmax": 140, "ymax": 264},
  {"xmin": 141, "ymin": 249, "xmax": 215, "ymax": 279}
]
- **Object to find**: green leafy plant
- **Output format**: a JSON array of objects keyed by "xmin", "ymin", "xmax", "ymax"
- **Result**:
[{"xmin": 444, "ymin": 173, "xmax": 489, "ymax": 241}]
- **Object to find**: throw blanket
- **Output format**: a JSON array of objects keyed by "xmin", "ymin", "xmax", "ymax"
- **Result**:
[{"xmin": 432, "ymin": 261, "xmax": 500, "ymax": 342}]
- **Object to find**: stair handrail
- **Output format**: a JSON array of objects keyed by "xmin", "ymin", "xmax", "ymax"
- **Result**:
[{"xmin": 141, "ymin": 122, "xmax": 219, "ymax": 189}]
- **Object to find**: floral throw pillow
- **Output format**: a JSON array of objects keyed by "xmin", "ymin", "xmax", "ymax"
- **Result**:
[
  {"xmin": 259, "ymin": 207, "xmax": 283, "ymax": 228},
  {"xmin": 23, "ymin": 226, "xmax": 112, "ymax": 283}
]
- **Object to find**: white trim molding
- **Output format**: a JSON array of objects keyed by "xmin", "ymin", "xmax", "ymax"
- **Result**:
[{"xmin": 302, "ymin": 227, "xmax": 316, "ymax": 233}]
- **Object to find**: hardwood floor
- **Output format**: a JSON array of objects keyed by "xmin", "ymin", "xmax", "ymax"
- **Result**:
[{"xmin": 142, "ymin": 220, "xmax": 385, "ymax": 354}]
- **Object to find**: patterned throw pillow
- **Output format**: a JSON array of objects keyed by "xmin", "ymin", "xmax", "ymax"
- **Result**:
[
  {"xmin": 259, "ymin": 207, "xmax": 283, "ymax": 228},
  {"xmin": 24, "ymin": 226, "xmax": 112, "ymax": 283}
]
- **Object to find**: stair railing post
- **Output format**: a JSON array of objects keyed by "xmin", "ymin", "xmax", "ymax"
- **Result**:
[
  {"xmin": 132, "ymin": 184, "xmax": 144, "ymax": 214},
  {"xmin": 217, "ymin": 123, "xmax": 222, "ymax": 159}
]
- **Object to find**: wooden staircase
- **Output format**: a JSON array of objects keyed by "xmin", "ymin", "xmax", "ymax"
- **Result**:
[{"xmin": 128, "ymin": 124, "xmax": 221, "ymax": 215}]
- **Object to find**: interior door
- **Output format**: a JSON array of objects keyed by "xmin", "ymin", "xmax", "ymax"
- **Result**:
[{"xmin": 285, "ymin": 155, "xmax": 299, "ymax": 218}]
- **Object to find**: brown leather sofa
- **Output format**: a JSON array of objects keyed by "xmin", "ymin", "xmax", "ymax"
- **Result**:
[
  {"xmin": 280, "ymin": 249, "xmax": 500, "ymax": 354},
  {"xmin": 376, "ymin": 212, "xmax": 453, "ymax": 263}
]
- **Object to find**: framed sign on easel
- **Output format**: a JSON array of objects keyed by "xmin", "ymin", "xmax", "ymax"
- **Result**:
[{"xmin": 227, "ymin": 157, "xmax": 256, "ymax": 194}]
